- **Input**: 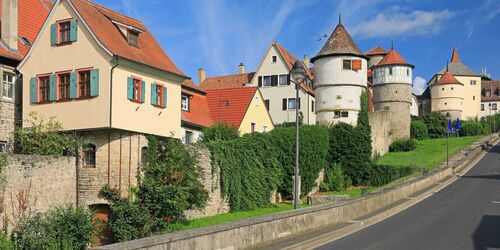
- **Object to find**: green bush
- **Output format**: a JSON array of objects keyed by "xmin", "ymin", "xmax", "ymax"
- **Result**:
[
  {"xmin": 320, "ymin": 163, "xmax": 344, "ymax": 192},
  {"xmin": 11, "ymin": 205, "xmax": 94, "ymax": 250},
  {"xmin": 369, "ymin": 165, "xmax": 415, "ymax": 187},
  {"xmin": 410, "ymin": 120, "xmax": 428, "ymax": 140},
  {"xmin": 459, "ymin": 121, "xmax": 486, "ymax": 136},
  {"xmin": 0, "ymin": 233, "xmax": 13, "ymax": 250},
  {"xmin": 422, "ymin": 112, "xmax": 447, "ymax": 138},
  {"xmin": 201, "ymin": 123, "xmax": 240, "ymax": 142},
  {"xmin": 389, "ymin": 138, "xmax": 417, "ymax": 152},
  {"xmin": 15, "ymin": 112, "xmax": 78, "ymax": 156}
]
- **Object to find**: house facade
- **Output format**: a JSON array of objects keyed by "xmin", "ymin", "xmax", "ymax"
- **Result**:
[
  {"xmin": 181, "ymin": 80, "xmax": 213, "ymax": 143},
  {"xmin": 17, "ymin": 0, "xmax": 187, "ymax": 205},
  {"xmin": 0, "ymin": 0, "xmax": 51, "ymax": 153},
  {"xmin": 480, "ymin": 80, "xmax": 499, "ymax": 118}
]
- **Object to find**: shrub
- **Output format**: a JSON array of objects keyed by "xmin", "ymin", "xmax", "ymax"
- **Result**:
[
  {"xmin": 0, "ymin": 233, "xmax": 13, "ymax": 250},
  {"xmin": 320, "ymin": 163, "xmax": 344, "ymax": 192},
  {"xmin": 11, "ymin": 205, "xmax": 94, "ymax": 250},
  {"xmin": 369, "ymin": 165, "xmax": 415, "ymax": 187},
  {"xmin": 422, "ymin": 112, "xmax": 447, "ymax": 138},
  {"xmin": 389, "ymin": 138, "xmax": 417, "ymax": 152},
  {"xmin": 410, "ymin": 120, "xmax": 428, "ymax": 140},
  {"xmin": 201, "ymin": 123, "xmax": 240, "ymax": 142},
  {"xmin": 15, "ymin": 112, "xmax": 78, "ymax": 156},
  {"xmin": 459, "ymin": 121, "xmax": 486, "ymax": 136}
]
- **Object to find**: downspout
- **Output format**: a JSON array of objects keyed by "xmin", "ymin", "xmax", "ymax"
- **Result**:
[{"xmin": 109, "ymin": 55, "xmax": 119, "ymax": 128}]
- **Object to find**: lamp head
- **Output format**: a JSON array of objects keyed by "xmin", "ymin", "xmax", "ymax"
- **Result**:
[{"xmin": 290, "ymin": 60, "xmax": 306, "ymax": 84}]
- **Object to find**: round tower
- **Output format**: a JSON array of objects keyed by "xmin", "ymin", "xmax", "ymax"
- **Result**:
[
  {"xmin": 365, "ymin": 46, "xmax": 388, "ymax": 68},
  {"xmin": 430, "ymin": 70, "xmax": 464, "ymax": 120},
  {"xmin": 312, "ymin": 20, "xmax": 368, "ymax": 126},
  {"xmin": 372, "ymin": 48, "xmax": 414, "ymax": 140}
]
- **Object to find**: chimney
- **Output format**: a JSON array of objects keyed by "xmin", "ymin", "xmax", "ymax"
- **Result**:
[
  {"xmin": 2, "ymin": 0, "xmax": 18, "ymax": 50},
  {"xmin": 198, "ymin": 68, "xmax": 206, "ymax": 84},
  {"xmin": 238, "ymin": 63, "xmax": 245, "ymax": 74},
  {"xmin": 303, "ymin": 55, "xmax": 310, "ymax": 67}
]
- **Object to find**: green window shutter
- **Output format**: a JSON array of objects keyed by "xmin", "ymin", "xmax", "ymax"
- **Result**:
[
  {"xmin": 50, "ymin": 24, "xmax": 57, "ymax": 45},
  {"xmin": 69, "ymin": 72, "xmax": 77, "ymax": 98},
  {"xmin": 150, "ymin": 84, "xmax": 155, "ymax": 106},
  {"xmin": 30, "ymin": 77, "xmax": 37, "ymax": 103},
  {"xmin": 163, "ymin": 87, "xmax": 167, "ymax": 108},
  {"xmin": 141, "ymin": 81, "xmax": 146, "ymax": 103},
  {"xmin": 127, "ymin": 77, "xmax": 133, "ymax": 100},
  {"xmin": 70, "ymin": 19, "xmax": 78, "ymax": 42},
  {"xmin": 90, "ymin": 69, "xmax": 99, "ymax": 97},
  {"xmin": 49, "ymin": 75, "xmax": 57, "ymax": 101}
]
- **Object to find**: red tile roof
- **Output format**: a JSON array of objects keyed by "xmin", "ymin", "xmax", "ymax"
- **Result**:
[
  {"xmin": 199, "ymin": 72, "xmax": 255, "ymax": 90},
  {"xmin": 436, "ymin": 71, "xmax": 462, "ymax": 85},
  {"xmin": 205, "ymin": 87, "xmax": 258, "ymax": 129},
  {"xmin": 365, "ymin": 46, "xmax": 388, "ymax": 56},
  {"xmin": 481, "ymin": 80, "xmax": 500, "ymax": 102},
  {"xmin": 311, "ymin": 23, "xmax": 366, "ymax": 62},
  {"xmin": 181, "ymin": 80, "xmax": 213, "ymax": 128},
  {"xmin": 375, "ymin": 49, "xmax": 414, "ymax": 68},
  {"xmin": 69, "ymin": 0, "xmax": 185, "ymax": 77},
  {"xmin": 273, "ymin": 41, "xmax": 314, "ymax": 81},
  {"xmin": 0, "ymin": 0, "xmax": 50, "ymax": 61},
  {"xmin": 450, "ymin": 47, "xmax": 460, "ymax": 63}
]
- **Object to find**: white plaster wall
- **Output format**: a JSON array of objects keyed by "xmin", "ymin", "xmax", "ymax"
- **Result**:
[
  {"xmin": 314, "ymin": 56, "xmax": 367, "ymax": 86},
  {"xmin": 373, "ymin": 65, "xmax": 412, "ymax": 85},
  {"xmin": 480, "ymin": 101, "xmax": 500, "ymax": 118},
  {"xmin": 411, "ymin": 96, "xmax": 419, "ymax": 116},
  {"xmin": 180, "ymin": 127, "xmax": 202, "ymax": 144}
]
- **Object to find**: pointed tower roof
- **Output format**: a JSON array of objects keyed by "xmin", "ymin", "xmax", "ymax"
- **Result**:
[
  {"xmin": 365, "ymin": 46, "xmax": 388, "ymax": 56},
  {"xmin": 311, "ymin": 22, "xmax": 367, "ymax": 63},
  {"xmin": 436, "ymin": 71, "xmax": 463, "ymax": 85},
  {"xmin": 375, "ymin": 49, "xmax": 414, "ymax": 68},
  {"xmin": 437, "ymin": 48, "xmax": 479, "ymax": 76}
]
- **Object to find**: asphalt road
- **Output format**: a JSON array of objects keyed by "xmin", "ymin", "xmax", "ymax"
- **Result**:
[{"xmin": 316, "ymin": 142, "xmax": 500, "ymax": 250}]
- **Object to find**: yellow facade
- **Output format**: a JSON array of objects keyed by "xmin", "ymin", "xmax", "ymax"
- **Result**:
[
  {"xmin": 238, "ymin": 90, "xmax": 275, "ymax": 134},
  {"xmin": 18, "ymin": 0, "xmax": 183, "ymax": 138},
  {"xmin": 455, "ymin": 75, "xmax": 481, "ymax": 119},
  {"xmin": 430, "ymin": 83, "xmax": 464, "ymax": 119}
]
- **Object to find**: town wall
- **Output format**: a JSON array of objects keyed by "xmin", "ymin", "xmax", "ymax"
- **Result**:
[
  {"xmin": 373, "ymin": 83, "xmax": 412, "ymax": 140},
  {"xmin": 369, "ymin": 110, "xmax": 390, "ymax": 155}
]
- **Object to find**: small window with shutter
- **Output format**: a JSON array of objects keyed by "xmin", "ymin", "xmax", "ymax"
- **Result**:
[
  {"xmin": 52, "ymin": 19, "xmax": 77, "ymax": 45},
  {"xmin": 127, "ymin": 77, "xmax": 143, "ymax": 102},
  {"xmin": 352, "ymin": 60, "xmax": 362, "ymax": 71}
]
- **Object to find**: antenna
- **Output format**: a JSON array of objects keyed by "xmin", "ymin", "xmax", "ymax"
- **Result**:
[
  {"xmin": 446, "ymin": 60, "xmax": 449, "ymax": 72},
  {"xmin": 391, "ymin": 40, "xmax": 394, "ymax": 50}
]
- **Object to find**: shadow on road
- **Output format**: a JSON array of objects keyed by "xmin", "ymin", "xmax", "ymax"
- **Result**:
[
  {"xmin": 461, "ymin": 175, "xmax": 500, "ymax": 180},
  {"xmin": 472, "ymin": 215, "xmax": 500, "ymax": 250}
]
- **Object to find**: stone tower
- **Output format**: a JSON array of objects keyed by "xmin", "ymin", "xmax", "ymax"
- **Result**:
[
  {"xmin": 372, "ymin": 48, "xmax": 414, "ymax": 140},
  {"xmin": 312, "ymin": 20, "xmax": 368, "ymax": 125},
  {"xmin": 430, "ymin": 70, "xmax": 464, "ymax": 120}
]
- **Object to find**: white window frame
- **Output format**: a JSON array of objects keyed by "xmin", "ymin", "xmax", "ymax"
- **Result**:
[
  {"xmin": 2, "ymin": 73, "xmax": 15, "ymax": 100},
  {"xmin": 493, "ymin": 103, "xmax": 498, "ymax": 110},
  {"xmin": 181, "ymin": 95, "xmax": 189, "ymax": 111}
]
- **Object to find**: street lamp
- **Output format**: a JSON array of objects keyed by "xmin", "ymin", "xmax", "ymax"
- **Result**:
[
  {"xmin": 289, "ymin": 60, "xmax": 306, "ymax": 209},
  {"xmin": 446, "ymin": 112, "xmax": 451, "ymax": 167}
]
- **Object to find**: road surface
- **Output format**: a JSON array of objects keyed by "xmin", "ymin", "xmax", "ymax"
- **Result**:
[{"xmin": 316, "ymin": 142, "xmax": 500, "ymax": 250}]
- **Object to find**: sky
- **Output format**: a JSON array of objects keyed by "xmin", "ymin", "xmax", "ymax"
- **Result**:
[{"xmin": 93, "ymin": 0, "xmax": 500, "ymax": 95}]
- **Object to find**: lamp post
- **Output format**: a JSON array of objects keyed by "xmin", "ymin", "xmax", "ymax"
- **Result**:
[
  {"xmin": 289, "ymin": 60, "xmax": 306, "ymax": 209},
  {"xmin": 446, "ymin": 112, "xmax": 451, "ymax": 167}
]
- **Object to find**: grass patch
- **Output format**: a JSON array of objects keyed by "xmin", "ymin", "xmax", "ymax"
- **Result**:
[
  {"xmin": 174, "ymin": 203, "xmax": 307, "ymax": 231},
  {"xmin": 378, "ymin": 136, "xmax": 482, "ymax": 170}
]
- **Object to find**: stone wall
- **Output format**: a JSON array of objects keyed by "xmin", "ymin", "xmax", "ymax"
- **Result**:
[
  {"xmin": 0, "ymin": 101, "xmax": 15, "ymax": 152},
  {"xmin": 1, "ymin": 155, "xmax": 76, "ymax": 230},
  {"xmin": 184, "ymin": 145, "xmax": 229, "ymax": 219},
  {"xmin": 373, "ymin": 83, "xmax": 412, "ymax": 141},
  {"xmin": 369, "ymin": 110, "xmax": 390, "ymax": 155}
]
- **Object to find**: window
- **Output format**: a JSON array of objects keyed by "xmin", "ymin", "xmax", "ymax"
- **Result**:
[
  {"xmin": 388, "ymin": 67, "xmax": 393, "ymax": 75},
  {"xmin": 272, "ymin": 56, "xmax": 277, "ymax": 63},
  {"xmin": 334, "ymin": 111, "xmax": 349, "ymax": 118},
  {"xmin": 342, "ymin": 60, "xmax": 351, "ymax": 70},
  {"xmin": 19, "ymin": 36, "xmax": 31, "ymax": 46},
  {"xmin": 0, "ymin": 141, "xmax": 6, "ymax": 153},
  {"xmin": 263, "ymin": 125, "xmax": 268, "ymax": 133},
  {"xmin": 181, "ymin": 95, "xmax": 189, "ymax": 111},
  {"xmin": 282, "ymin": 98, "xmax": 300, "ymax": 110},
  {"xmin": 58, "ymin": 73, "xmax": 70, "ymax": 100},
  {"xmin": 470, "ymin": 80, "xmax": 477, "ymax": 85},
  {"xmin": 473, "ymin": 96, "xmax": 475, "ymax": 101},
  {"xmin": 132, "ymin": 78, "xmax": 141, "ymax": 101},
  {"xmin": 278, "ymin": 74, "xmax": 288, "ymax": 86},
  {"xmin": 153, "ymin": 84, "xmax": 163, "ymax": 107},
  {"xmin": 493, "ymin": 103, "xmax": 498, "ymax": 110},
  {"xmin": 407, "ymin": 69, "xmax": 410, "ymax": 76},
  {"xmin": 79, "ymin": 70, "xmax": 91, "ymax": 97},
  {"xmin": 485, "ymin": 90, "xmax": 491, "ymax": 97},
  {"xmin": 311, "ymin": 100, "xmax": 315, "ymax": 112},
  {"xmin": 451, "ymin": 87, "xmax": 454, "ymax": 90},
  {"xmin": 444, "ymin": 102, "xmax": 447, "ymax": 105},
  {"xmin": 352, "ymin": 59, "xmax": 362, "ymax": 71},
  {"xmin": 59, "ymin": 21, "xmax": 71, "ymax": 43},
  {"xmin": 39, "ymin": 76, "xmax": 50, "ymax": 102},
  {"xmin": 2, "ymin": 73, "xmax": 14, "ymax": 100},
  {"xmin": 140, "ymin": 146, "xmax": 148, "ymax": 167},
  {"xmin": 442, "ymin": 88, "xmax": 444, "ymax": 91},
  {"xmin": 127, "ymin": 30, "xmax": 139, "ymax": 47},
  {"xmin": 264, "ymin": 99, "xmax": 270, "ymax": 111},
  {"xmin": 481, "ymin": 104, "xmax": 484, "ymax": 111},
  {"xmin": 185, "ymin": 131, "xmax": 193, "ymax": 144},
  {"xmin": 83, "ymin": 144, "xmax": 96, "ymax": 167},
  {"xmin": 251, "ymin": 122, "xmax": 256, "ymax": 133},
  {"xmin": 254, "ymin": 96, "xmax": 259, "ymax": 106},
  {"xmin": 263, "ymin": 76, "xmax": 271, "ymax": 87}
]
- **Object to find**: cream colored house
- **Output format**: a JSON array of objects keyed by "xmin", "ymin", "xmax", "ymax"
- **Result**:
[
  {"xmin": 480, "ymin": 80, "xmax": 499, "ymax": 118},
  {"xmin": 17, "ymin": 0, "xmax": 187, "ymax": 206}
]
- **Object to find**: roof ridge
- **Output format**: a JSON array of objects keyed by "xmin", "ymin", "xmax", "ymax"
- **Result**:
[
  {"xmin": 204, "ymin": 71, "xmax": 255, "ymax": 80},
  {"xmin": 74, "ymin": 0, "xmax": 144, "ymax": 24}
]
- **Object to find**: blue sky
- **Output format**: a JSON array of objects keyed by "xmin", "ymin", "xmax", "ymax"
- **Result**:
[{"xmin": 94, "ymin": 0, "xmax": 500, "ymax": 94}]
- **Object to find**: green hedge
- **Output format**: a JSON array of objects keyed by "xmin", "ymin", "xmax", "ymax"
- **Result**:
[
  {"xmin": 369, "ymin": 165, "xmax": 415, "ymax": 187},
  {"xmin": 410, "ymin": 120, "xmax": 428, "ymax": 140},
  {"xmin": 422, "ymin": 112, "xmax": 447, "ymax": 138},
  {"xmin": 389, "ymin": 138, "xmax": 417, "ymax": 152},
  {"xmin": 459, "ymin": 121, "xmax": 486, "ymax": 136}
]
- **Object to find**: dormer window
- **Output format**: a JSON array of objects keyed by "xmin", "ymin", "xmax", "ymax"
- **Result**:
[{"xmin": 127, "ymin": 29, "xmax": 139, "ymax": 47}]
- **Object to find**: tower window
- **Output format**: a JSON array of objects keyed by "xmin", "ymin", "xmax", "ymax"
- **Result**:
[
  {"xmin": 342, "ymin": 60, "xmax": 351, "ymax": 70},
  {"xmin": 451, "ymin": 87, "xmax": 454, "ymax": 90},
  {"xmin": 406, "ymin": 69, "xmax": 409, "ymax": 76},
  {"xmin": 388, "ymin": 67, "xmax": 393, "ymax": 75},
  {"xmin": 470, "ymin": 80, "xmax": 477, "ymax": 85},
  {"xmin": 473, "ymin": 96, "xmax": 475, "ymax": 100},
  {"xmin": 481, "ymin": 104, "xmax": 484, "ymax": 111}
]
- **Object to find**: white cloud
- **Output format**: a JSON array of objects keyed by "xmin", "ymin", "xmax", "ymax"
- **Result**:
[
  {"xmin": 413, "ymin": 76, "xmax": 427, "ymax": 95},
  {"xmin": 350, "ymin": 7, "xmax": 455, "ymax": 39}
]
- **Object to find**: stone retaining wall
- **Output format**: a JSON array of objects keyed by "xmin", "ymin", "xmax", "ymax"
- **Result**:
[{"xmin": 94, "ymin": 136, "xmax": 495, "ymax": 250}]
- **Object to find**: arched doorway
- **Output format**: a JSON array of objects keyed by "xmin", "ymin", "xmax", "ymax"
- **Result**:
[{"xmin": 90, "ymin": 204, "xmax": 114, "ymax": 246}]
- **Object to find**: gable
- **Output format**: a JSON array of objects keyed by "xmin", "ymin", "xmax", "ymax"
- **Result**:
[{"xmin": 251, "ymin": 45, "xmax": 291, "ymax": 85}]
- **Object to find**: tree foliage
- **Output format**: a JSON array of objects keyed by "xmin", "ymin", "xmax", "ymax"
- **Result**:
[
  {"xmin": 410, "ymin": 120, "xmax": 429, "ymax": 140},
  {"xmin": 201, "ymin": 124, "xmax": 240, "ymax": 143},
  {"xmin": 422, "ymin": 112, "xmax": 447, "ymax": 138}
]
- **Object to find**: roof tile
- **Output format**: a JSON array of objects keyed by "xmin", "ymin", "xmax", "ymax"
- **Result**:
[
  {"xmin": 365, "ymin": 46, "xmax": 387, "ymax": 56},
  {"xmin": 205, "ymin": 87, "xmax": 257, "ymax": 128},
  {"xmin": 311, "ymin": 23, "xmax": 364, "ymax": 62},
  {"xmin": 181, "ymin": 80, "xmax": 213, "ymax": 128},
  {"xmin": 375, "ymin": 49, "xmax": 413, "ymax": 67},
  {"xmin": 436, "ymin": 71, "xmax": 462, "ymax": 85}
]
